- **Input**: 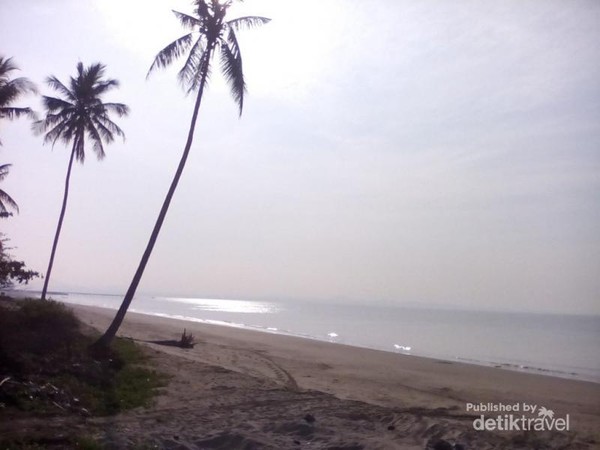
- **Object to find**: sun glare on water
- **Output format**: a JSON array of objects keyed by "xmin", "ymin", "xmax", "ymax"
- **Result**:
[{"xmin": 163, "ymin": 297, "xmax": 279, "ymax": 313}]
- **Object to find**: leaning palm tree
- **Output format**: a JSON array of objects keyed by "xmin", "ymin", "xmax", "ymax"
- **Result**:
[
  {"xmin": 0, "ymin": 56, "xmax": 37, "ymax": 145},
  {"xmin": 34, "ymin": 62, "xmax": 129, "ymax": 300},
  {"xmin": 94, "ymin": 0, "xmax": 269, "ymax": 347},
  {"xmin": 0, "ymin": 164, "xmax": 18, "ymax": 217}
]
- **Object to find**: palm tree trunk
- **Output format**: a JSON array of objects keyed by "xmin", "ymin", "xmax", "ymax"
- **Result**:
[
  {"xmin": 41, "ymin": 145, "xmax": 77, "ymax": 300},
  {"xmin": 94, "ymin": 67, "xmax": 210, "ymax": 348}
]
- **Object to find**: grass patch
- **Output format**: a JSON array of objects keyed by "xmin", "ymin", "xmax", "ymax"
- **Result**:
[{"xmin": 0, "ymin": 298, "xmax": 168, "ymax": 419}]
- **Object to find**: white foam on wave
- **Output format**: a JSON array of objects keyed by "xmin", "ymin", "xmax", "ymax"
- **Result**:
[{"xmin": 394, "ymin": 344, "xmax": 412, "ymax": 352}]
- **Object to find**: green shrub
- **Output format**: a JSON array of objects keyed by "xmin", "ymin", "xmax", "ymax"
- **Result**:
[
  {"xmin": 0, "ymin": 299, "xmax": 81, "ymax": 375},
  {"xmin": 0, "ymin": 299, "xmax": 168, "ymax": 417}
]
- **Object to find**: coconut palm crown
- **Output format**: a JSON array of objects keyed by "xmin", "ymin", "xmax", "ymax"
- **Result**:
[
  {"xmin": 34, "ymin": 62, "xmax": 129, "ymax": 162},
  {"xmin": 34, "ymin": 62, "xmax": 129, "ymax": 300},
  {"xmin": 0, "ymin": 56, "xmax": 37, "ymax": 144},
  {"xmin": 148, "ymin": 0, "xmax": 270, "ymax": 114}
]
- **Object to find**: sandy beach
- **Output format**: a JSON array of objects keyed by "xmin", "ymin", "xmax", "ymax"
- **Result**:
[{"xmin": 23, "ymin": 303, "xmax": 590, "ymax": 449}]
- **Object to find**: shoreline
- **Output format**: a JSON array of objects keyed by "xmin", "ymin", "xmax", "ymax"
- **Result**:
[
  {"xmin": 128, "ymin": 309, "xmax": 600, "ymax": 384},
  {"xmin": 68, "ymin": 302, "xmax": 600, "ymax": 438},
  {"xmin": 58, "ymin": 295, "xmax": 599, "ymax": 384}
]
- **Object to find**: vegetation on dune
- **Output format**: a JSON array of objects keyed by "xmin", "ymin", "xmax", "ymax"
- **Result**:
[
  {"xmin": 33, "ymin": 62, "xmax": 129, "ymax": 301},
  {"xmin": 0, "ymin": 299, "xmax": 167, "ymax": 414},
  {"xmin": 96, "ymin": 0, "xmax": 270, "ymax": 348},
  {"xmin": 0, "ymin": 298, "xmax": 168, "ymax": 448}
]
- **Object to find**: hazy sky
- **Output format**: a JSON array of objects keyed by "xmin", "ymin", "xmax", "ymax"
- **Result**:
[{"xmin": 1, "ymin": 0, "xmax": 599, "ymax": 314}]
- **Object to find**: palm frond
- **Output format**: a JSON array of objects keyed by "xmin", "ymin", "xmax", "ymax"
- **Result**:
[
  {"xmin": 0, "ymin": 62, "xmax": 37, "ymax": 135},
  {"xmin": 172, "ymin": 10, "xmax": 203, "ymax": 30},
  {"xmin": 72, "ymin": 130, "xmax": 86, "ymax": 163},
  {"xmin": 85, "ymin": 119, "xmax": 106, "ymax": 160},
  {"xmin": 0, "ymin": 107, "xmax": 36, "ymax": 120},
  {"xmin": 220, "ymin": 29, "xmax": 245, "ymax": 115},
  {"xmin": 92, "ymin": 79, "xmax": 120, "ymax": 96},
  {"xmin": 32, "ymin": 110, "xmax": 71, "ymax": 136},
  {"xmin": 0, "ymin": 164, "xmax": 11, "ymax": 181},
  {"xmin": 95, "ymin": 115, "xmax": 126, "ymax": 140},
  {"xmin": 7, "ymin": 76, "xmax": 38, "ymax": 95},
  {"xmin": 147, "ymin": 33, "xmax": 195, "ymax": 77},
  {"xmin": 31, "ymin": 118, "xmax": 48, "ymax": 136},
  {"xmin": 40, "ymin": 119, "xmax": 70, "ymax": 147},
  {"xmin": 0, "ymin": 189, "xmax": 19, "ymax": 214},
  {"xmin": 85, "ymin": 63, "xmax": 106, "ymax": 83},
  {"xmin": 0, "ymin": 57, "xmax": 18, "ymax": 78},
  {"xmin": 46, "ymin": 76, "xmax": 75, "ymax": 102},
  {"xmin": 38, "ymin": 112, "xmax": 78, "ymax": 147},
  {"xmin": 91, "ymin": 119, "xmax": 115, "ymax": 145},
  {"xmin": 41, "ymin": 95, "xmax": 73, "ymax": 113},
  {"xmin": 177, "ymin": 38, "xmax": 206, "ymax": 90},
  {"xmin": 76, "ymin": 62, "xmax": 85, "ymax": 77},
  {"xmin": 0, "ymin": 77, "xmax": 37, "ymax": 106},
  {"xmin": 0, "ymin": 164, "xmax": 18, "ymax": 214},
  {"xmin": 227, "ymin": 16, "xmax": 271, "ymax": 32},
  {"xmin": 102, "ymin": 102, "xmax": 130, "ymax": 117},
  {"xmin": 44, "ymin": 120, "xmax": 78, "ymax": 147}
]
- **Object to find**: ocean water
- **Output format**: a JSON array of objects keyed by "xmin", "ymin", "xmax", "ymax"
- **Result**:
[{"xmin": 48, "ymin": 292, "xmax": 600, "ymax": 383}]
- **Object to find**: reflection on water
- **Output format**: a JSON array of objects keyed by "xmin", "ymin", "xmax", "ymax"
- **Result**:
[{"xmin": 162, "ymin": 297, "xmax": 279, "ymax": 314}]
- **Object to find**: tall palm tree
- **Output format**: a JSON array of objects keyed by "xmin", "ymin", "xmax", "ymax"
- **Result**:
[
  {"xmin": 34, "ymin": 62, "xmax": 129, "ymax": 300},
  {"xmin": 0, "ymin": 56, "xmax": 37, "ymax": 145},
  {"xmin": 0, "ymin": 164, "xmax": 18, "ymax": 218},
  {"xmin": 95, "ymin": 0, "xmax": 269, "ymax": 347}
]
